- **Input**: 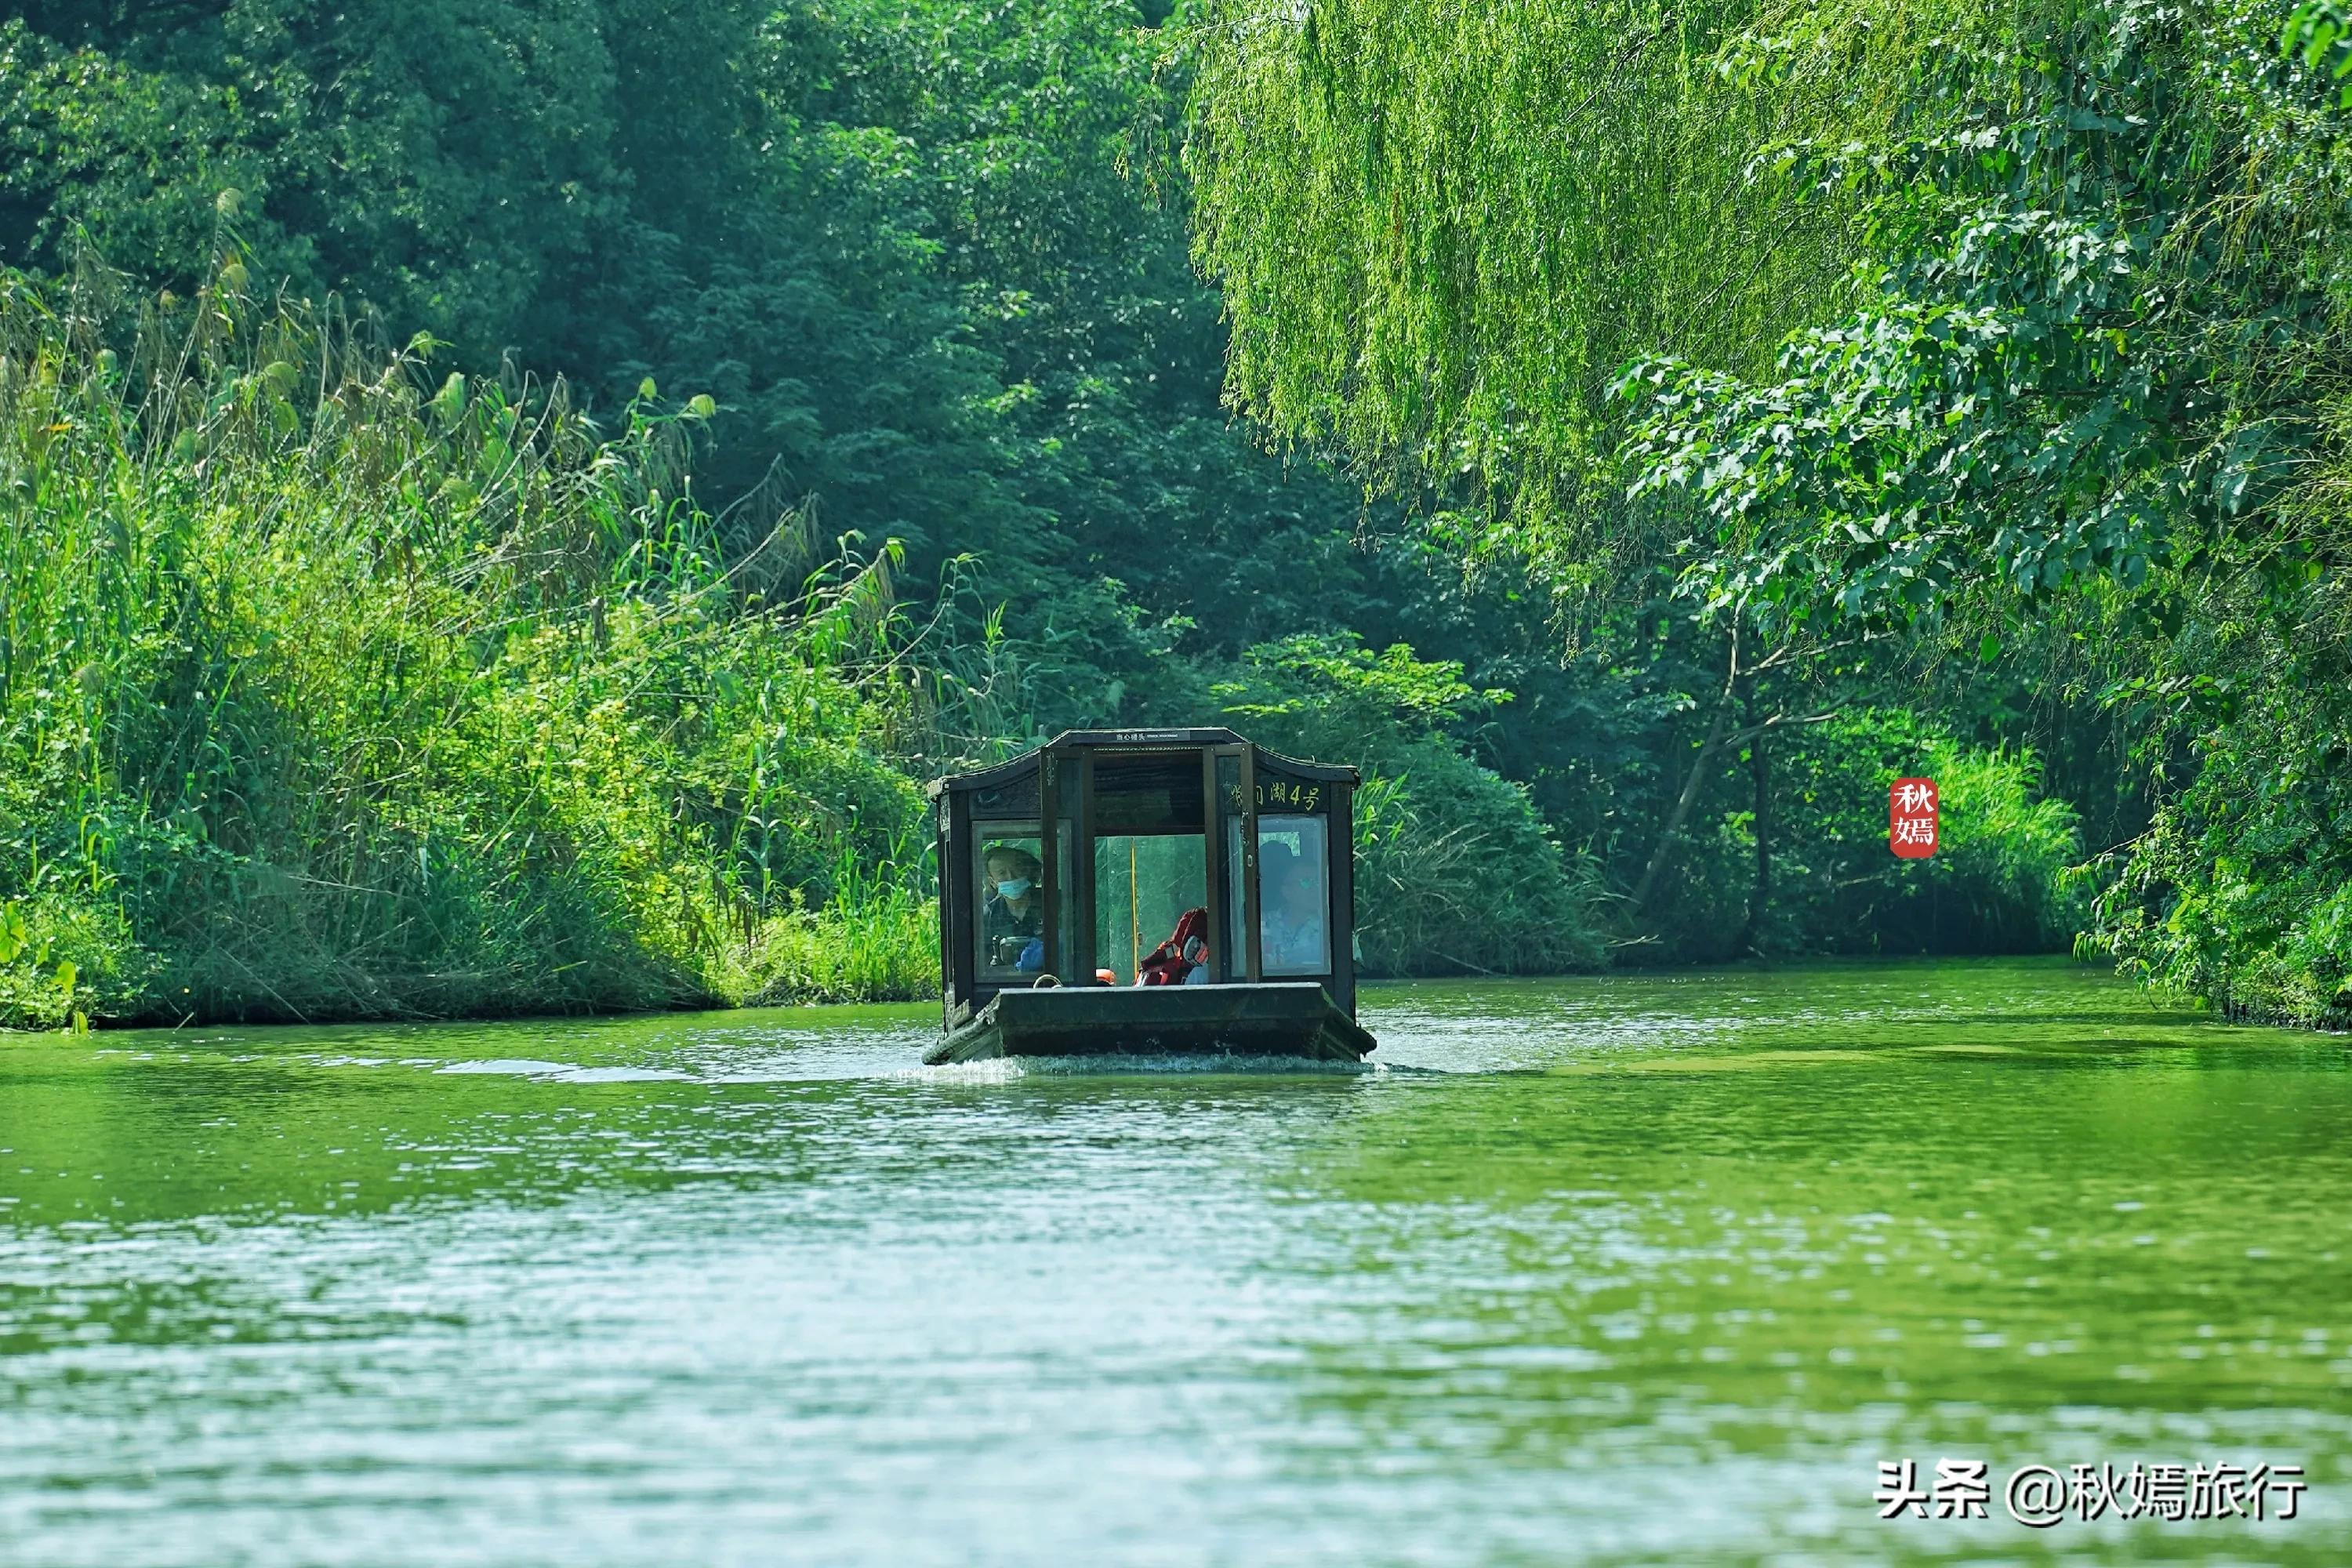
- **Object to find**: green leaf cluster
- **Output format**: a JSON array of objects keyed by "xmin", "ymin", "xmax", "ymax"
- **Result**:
[{"xmin": 1185, "ymin": 0, "xmax": 2352, "ymax": 1017}]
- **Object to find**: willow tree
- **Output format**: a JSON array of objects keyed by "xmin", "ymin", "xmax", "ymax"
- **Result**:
[
  {"xmin": 1180, "ymin": 0, "xmax": 2002, "ymax": 916},
  {"xmin": 1186, "ymin": 0, "xmax": 2352, "ymax": 1021},
  {"xmin": 1179, "ymin": 0, "xmax": 1974, "ymax": 550}
]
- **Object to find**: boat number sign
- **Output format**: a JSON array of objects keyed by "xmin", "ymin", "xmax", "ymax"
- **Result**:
[{"xmin": 1229, "ymin": 779, "xmax": 1323, "ymax": 813}]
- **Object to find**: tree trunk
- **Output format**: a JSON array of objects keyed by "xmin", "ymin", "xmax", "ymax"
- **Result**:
[
  {"xmin": 1743, "ymin": 684, "xmax": 1772, "ymax": 953},
  {"xmin": 1631, "ymin": 688, "xmax": 1735, "ymax": 916}
]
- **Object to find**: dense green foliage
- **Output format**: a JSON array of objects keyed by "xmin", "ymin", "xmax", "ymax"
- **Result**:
[
  {"xmin": 1183, "ymin": 0, "xmax": 1867, "ymax": 532},
  {"xmin": 1187, "ymin": 0, "xmax": 2350, "ymax": 1024},
  {"xmin": 0, "ymin": 269, "xmax": 938, "ymax": 1026},
  {"xmin": 2, "ymin": 0, "xmax": 2102, "ymax": 1027},
  {"xmin": 1210, "ymin": 634, "xmax": 1609, "ymax": 975}
]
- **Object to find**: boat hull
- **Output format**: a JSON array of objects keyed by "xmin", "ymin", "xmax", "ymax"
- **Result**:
[{"xmin": 924, "ymin": 982, "xmax": 1375, "ymax": 1065}]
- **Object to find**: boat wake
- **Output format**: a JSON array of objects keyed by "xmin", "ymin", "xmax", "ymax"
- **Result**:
[{"xmin": 902, "ymin": 1052, "xmax": 1432, "ymax": 1080}]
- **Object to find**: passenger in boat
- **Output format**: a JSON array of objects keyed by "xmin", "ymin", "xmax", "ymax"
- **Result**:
[
  {"xmin": 1136, "ymin": 908, "xmax": 1210, "ymax": 985},
  {"xmin": 982, "ymin": 844, "xmax": 1045, "ymax": 971},
  {"xmin": 1259, "ymin": 838, "xmax": 1328, "ymax": 973}
]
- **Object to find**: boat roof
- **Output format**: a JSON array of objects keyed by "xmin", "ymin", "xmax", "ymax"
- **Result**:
[{"xmin": 927, "ymin": 728, "xmax": 1358, "ymax": 798}]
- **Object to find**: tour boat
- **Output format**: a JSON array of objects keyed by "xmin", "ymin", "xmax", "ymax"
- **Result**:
[{"xmin": 924, "ymin": 728, "xmax": 1376, "ymax": 1063}]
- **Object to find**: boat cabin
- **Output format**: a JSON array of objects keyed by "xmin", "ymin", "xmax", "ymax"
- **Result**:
[{"xmin": 929, "ymin": 728, "xmax": 1362, "ymax": 1037}]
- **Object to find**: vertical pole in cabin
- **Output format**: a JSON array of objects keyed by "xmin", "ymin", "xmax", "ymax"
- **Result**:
[
  {"xmin": 1073, "ymin": 749, "xmax": 1096, "ymax": 984},
  {"xmin": 1129, "ymin": 839, "xmax": 1139, "ymax": 980},
  {"xmin": 1238, "ymin": 746, "xmax": 1263, "ymax": 982},
  {"xmin": 1038, "ymin": 749, "xmax": 1060, "ymax": 983},
  {"xmin": 1200, "ymin": 747, "xmax": 1228, "ymax": 984}
]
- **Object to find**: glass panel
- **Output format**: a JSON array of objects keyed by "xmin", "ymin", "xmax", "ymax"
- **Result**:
[
  {"xmin": 1258, "ymin": 814, "xmax": 1330, "ymax": 976},
  {"xmin": 1094, "ymin": 834, "xmax": 1208, "ymax": 985},
  {"xmin": 975, "ymin": 828, "xmax": 1047, "ymax": 979}
]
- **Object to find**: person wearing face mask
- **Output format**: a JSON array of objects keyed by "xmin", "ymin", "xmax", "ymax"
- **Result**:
[{"xmin": 981, "ymin": 844, "xmax": 1046, "ymax": 971}]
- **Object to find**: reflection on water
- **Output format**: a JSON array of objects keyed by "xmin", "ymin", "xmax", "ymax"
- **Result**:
[{"xmin": 2, "ymin": 959, "xmax": 2345, "ymax": 1565}]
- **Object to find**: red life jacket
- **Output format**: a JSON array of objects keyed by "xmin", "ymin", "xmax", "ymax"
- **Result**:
[{"xmin": 1135, "ymin": 907, "xmax": 1210, "ymax": 985}]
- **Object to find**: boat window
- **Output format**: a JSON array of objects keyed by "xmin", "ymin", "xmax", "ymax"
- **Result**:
[
  {"xmin": 1225, "ymin": 812, "xmax": 1333, "ymax": 976},
  {"xmin": 1094, "ymin": 833, "xmax": 1207, "ymax": 984},
  {"xmin": 975, "ymin": 829, "xmax": 1047, "ymax": 979},
  {"xmin": 1257, "ymin": 815, "xmax": 1330, "ymax": 975}
]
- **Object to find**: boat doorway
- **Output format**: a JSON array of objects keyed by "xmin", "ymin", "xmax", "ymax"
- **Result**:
[{"xmin": 1094, "ymin": 833, "xmax": 1207, "ymax": 986}]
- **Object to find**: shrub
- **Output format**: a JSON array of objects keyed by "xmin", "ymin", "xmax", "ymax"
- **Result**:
[
  {"xmin": 0, "ymin": 263, "xmax": 935, "ymax": 1025},
  {"xmin": 2089, "ymin": 615, "xmax": 2352, "ymax": 1028},
  {"xmin": 1214, "ymin": 634, "xmax": 1609, "ymax": 975}
]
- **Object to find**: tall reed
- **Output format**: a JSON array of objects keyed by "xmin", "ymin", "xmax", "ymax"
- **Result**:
[{"xmin": 0, "ymin": 257, "xmax": 938, "ymax": 1027}]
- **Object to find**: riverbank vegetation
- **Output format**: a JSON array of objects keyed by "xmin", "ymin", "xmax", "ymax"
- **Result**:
[
  {"xmin": 1187, "ymin": 0, "xmax": 2352, "ymax": 1025},
  {"xmin": 0, "ymin": 0, "xmax": 2231, "ymax": 1028},
  {"xmin": 0, "ymin": 270, "xmax": 941, "ymax": 1026}
]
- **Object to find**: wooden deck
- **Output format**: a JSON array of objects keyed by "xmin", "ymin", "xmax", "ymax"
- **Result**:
[{"xmin": 923, "ymin": 982, "xmax": 1376, "ymax": 1065}]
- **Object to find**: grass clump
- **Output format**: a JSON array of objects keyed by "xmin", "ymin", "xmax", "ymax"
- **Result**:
[{"xmin": 0, "ymin": 260, "xmax": 937, "ymax": 1028}]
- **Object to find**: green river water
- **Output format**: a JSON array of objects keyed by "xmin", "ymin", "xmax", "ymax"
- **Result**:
[{"xmin": 2, "ymin": 958, "xmax": 2346, "ymax": 1566}]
